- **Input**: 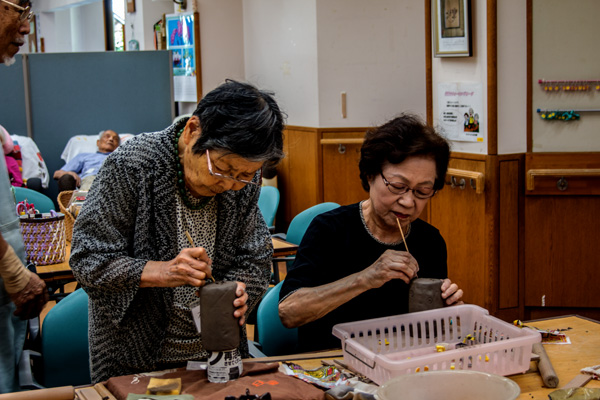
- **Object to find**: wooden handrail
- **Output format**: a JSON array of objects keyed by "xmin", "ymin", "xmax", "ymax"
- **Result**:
[
  {"xmin": 446, "ymin": 168, "xmax": 485, "ymax": 194},
  {"xmin": 526, "ymin": 168, "xmax": 600, "ymax": 191},
  {"xmin": 320, "ymin": 138, "xmax": 364, "ymax": 145}
]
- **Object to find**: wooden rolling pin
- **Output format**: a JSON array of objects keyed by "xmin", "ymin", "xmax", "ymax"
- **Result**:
[
  {"xmin": 0, "ymin": 386, "xmax": 74, "ymax": 400},
  {"xmin": 533, "ymin": 342, "xmax": 559, "ymax": 388}
]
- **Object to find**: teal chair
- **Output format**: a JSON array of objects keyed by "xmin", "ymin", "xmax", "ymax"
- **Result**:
[
  {"xmin": 19, "ymin": 288, "xmax": 91, "ymax": 389},
  {"xmin": 282, "ymin": 202, "xmax": 340, "ymax": 246},
  {"xmin": 271, "ymin": 202, "xmax": 340, "ymax": 282},
  {"xmin": 257, "ymin": 186, "xmax": 280, "ymax": 232},
  {"xmin": 13, "ymin": 186, "xmax": 55, "ymax": 213},
  {"xmin": 255, "ymin": 281, "xmax": 298, "ymax": 356}
]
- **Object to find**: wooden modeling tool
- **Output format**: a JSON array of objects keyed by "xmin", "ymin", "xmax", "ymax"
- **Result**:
[
  {"xmin": 396, "ymin": 218, "xmax": 409, "ymax": 253},
  {"xmin": 185, "ymin": 231, "xmax": 194, "ymax": 247}
]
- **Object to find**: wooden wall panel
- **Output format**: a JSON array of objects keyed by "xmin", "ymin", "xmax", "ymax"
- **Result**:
[
  {"xmin": 524, "ymin": 196, "xmax": 600, "ymax": 308},
  {"xmin": 498, "ymin": 160, "xmax": 520, "ymax": 309},
  {"xmin": 321, "ymin": 131, "xmax": 368, "ymax": 206},
  {"xmin": 279, "ymin": 127, "xmax": 321, "ymax": 227},
  {"xmin": 430, "ymin": 158, "xmax": 488, "ymax": 309}
]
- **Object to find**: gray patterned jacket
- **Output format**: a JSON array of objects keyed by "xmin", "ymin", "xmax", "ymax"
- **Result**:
[{"xmin": 70, "ymin": 119, "xmax": 272, "ymax": 383}]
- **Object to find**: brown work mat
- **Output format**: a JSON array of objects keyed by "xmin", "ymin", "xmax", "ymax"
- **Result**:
[{"xmin": 105, "ymin": 362, "xmax": 326, "ymax": 400}]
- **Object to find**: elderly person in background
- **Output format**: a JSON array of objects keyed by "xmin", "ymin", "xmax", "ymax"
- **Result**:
[
  {"xmin": 0, "ymin": 0, "xmax": 49, "ymax": 394},
  {"xmin": 279, "ymin": 114, "xmax": 464, "ymax": 352},
  {"xmin": 53, "ymin": 129, "xmax": 120, "ymax": 191},
  {"xmin": 70, "ymin": 80, "xmax": 285, "ymax": 383}
]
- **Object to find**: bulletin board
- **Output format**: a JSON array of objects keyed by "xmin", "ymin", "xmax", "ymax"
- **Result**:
[
  {"xmin": 166, "ymin": 12, "xmax": 202, "ymax": 102},
  {"xmin": 531, "ymin": 0, "xmax": 600, "ymax": 152}
]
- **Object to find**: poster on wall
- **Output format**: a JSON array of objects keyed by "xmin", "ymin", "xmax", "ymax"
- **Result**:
[
  {"xmin": 166, "ymin": 12, "xmax": 197, "ymax": 102},
  {"xmin": 438, "ymin": 82, "xmax": 483, "ymax": 142}
]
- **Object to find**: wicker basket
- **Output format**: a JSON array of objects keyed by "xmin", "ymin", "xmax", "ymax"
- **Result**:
[{"xmin": 57, "ymin": 190, "xmax": 75, "ymax": 242}]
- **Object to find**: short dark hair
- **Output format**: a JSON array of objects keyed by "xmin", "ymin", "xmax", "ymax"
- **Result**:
[
  {"xmin": 191, "ymin": 79, "xmax": 285, "ymax": 169},
  {"xmin": 358, "ymin": 113, "xmax": 450, "ymax": 192}
]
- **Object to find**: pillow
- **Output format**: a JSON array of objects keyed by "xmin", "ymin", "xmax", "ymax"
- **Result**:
[
  {"xmin": 10, "ymin": 135, "xmax": 50, "ymax": 189},
  {"xmin": 1, "ymin": 124, "xmax": 15, "ymax": 154},
  {"xmin": 60, "ymin": 132, "xmax": 134, "ymax": 163}
]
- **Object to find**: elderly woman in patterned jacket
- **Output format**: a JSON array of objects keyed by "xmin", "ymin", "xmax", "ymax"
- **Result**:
[{"xmin": 70, "ymin": 80, "xmax": 285, "ymax": 383}]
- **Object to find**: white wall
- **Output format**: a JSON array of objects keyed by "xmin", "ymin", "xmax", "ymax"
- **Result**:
[
  {"xmin": 243, "ymin": 0, "xmax": 319, "ymax": 127},
  {"xmin": 497, "ymin": 0, "xmax": 527, "ymax": 154},
  {"xmin": 71, "ymin": 2, "xmax": 105, "ymax": 52},
  {"xmin": 316, "ymin": 1, "xmax": 426, "ymax": 128},
  {"xmin": 243, "ymin": 0, "xmax": 426, "ymax": 128},
  {"xmin": 37, "ymin": 1, "xmax": 104, "ymax": 53}
]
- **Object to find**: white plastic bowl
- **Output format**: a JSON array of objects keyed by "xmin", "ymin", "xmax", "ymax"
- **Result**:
[{"xmin": 377, "ymin": 370, "xmax": 520, "ymax": 400}]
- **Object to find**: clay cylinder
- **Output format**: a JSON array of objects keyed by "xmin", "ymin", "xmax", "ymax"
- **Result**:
[
  {"xmin": 408, "ymin": 278, "xmax": 444, "ymax": 313},
  {"xmin": 198, "ymin": 281, "xmax": 240, "ymax": 352}
]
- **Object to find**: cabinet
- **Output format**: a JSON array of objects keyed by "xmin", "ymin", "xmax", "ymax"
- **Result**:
[
  {"xmin": 276, "ymin": 126, "xmax": 368, "ymax": 230},
  {"xmin": 523, "ymin": 153, "xmax": 600, "ymax": 320}
]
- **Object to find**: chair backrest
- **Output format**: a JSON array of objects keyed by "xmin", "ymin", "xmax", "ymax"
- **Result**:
[
  {"xmin": 41, "ymin": 288, "xmax": 90, "ymax": 387},
  {"xmin": 286, "ymin": 202, "xmax": 340, "ymax": 245},
  {"xmin": 256, "ymin": 281, "xmax": 298, "ymax": 356},
  {"xmin": 257, "ymin": 186, "xmax": 280, "ymax": 227},
  {"xmin": 13, "ymin": 186, "xmax": 55, "ymax": 213}
]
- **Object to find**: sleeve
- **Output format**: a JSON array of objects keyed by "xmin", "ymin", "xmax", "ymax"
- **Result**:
[
  {"xmin": 59, "ymin": 153, "xmax": 86, "ymax": 174},
  {"xmin": 279, "ymin": 215, "xmax": 340, "ymax": 301},
  {"xmin": 69, "ymin": 153, "xmax": 149, "ymax": 324}
]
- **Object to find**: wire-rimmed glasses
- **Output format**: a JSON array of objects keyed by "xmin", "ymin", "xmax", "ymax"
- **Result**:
[
  {"xmin": 206, "ymin": 149, "xmax": 261, "ymax": 187},
  {"xmin": 1, "ymin": 0, "xmax": 33, "ymax": 22},
  {"xmin": 380, "ymin": 172, "xmax": 436, "ymax": 199}
]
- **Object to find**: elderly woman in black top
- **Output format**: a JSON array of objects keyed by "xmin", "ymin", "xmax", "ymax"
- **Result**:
[
  {"xmin": 70, "ymin": 80, "xmax": 284, "ymax": 382},
  {"xmin": 279, "ymin": 114, "xmax": 463, "ymax": 352}
]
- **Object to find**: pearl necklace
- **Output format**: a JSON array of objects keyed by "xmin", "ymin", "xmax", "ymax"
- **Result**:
[{"xmin": 174, "ymin": 127, "xmax": 211, "ymax": 210}]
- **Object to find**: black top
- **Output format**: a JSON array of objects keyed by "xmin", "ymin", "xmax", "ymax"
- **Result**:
[{"xmin": 280, "ymin": 202, "xmax": 447, "ymax": 352}]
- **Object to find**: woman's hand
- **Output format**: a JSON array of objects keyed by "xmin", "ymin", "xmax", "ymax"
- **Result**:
[
  {"xmin": 233, "ymin": 282, "xmax": 248, "ymax": 326},
  {"xmin": 360, "ymin": 249, "xmax": 419, "ymax": 288},
  {"xmin": 441, "ymin": 278, "xmax": 464, "ymax": 305},
  {"xmin": 140, "ymin": 247, "xmax": 213, "ymax": 288}
]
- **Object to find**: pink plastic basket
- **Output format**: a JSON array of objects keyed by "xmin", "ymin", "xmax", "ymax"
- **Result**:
[{"xmin": 332, "ymin": 304, "xmax": 540, "ymax": 385}]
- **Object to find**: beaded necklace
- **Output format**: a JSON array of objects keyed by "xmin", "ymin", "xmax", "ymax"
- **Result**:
[{"xmin": 173, "ymin": 127, "xmax": 211, "ymax": 210}]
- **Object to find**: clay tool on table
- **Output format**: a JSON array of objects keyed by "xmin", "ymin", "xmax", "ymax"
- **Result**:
[{"xmin": 532, "ymin": 342, "xmax": 559, "ymax": 388}]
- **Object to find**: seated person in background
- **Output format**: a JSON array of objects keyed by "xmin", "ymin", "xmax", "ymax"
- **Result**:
[
  {"xmin": 53, "ymin": 129, "xmax": 120, "ymax": 191},
  {"xmin": 278, "ymin": 114, "xmax": 464, "ymax": 352}
]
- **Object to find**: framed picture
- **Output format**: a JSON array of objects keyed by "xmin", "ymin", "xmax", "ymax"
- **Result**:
[{"xmin": 432, "ymin": 0, "xmax": 472, "ymax": 57}]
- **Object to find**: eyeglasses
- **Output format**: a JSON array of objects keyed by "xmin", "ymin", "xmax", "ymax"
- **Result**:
[
  {"xmin": 380, "ymin": 172, "xmax": 436, "ymax": 199},
  {"xmin": 1, "ymin": 0, "xmax": 33, "ymax": 22},
  {"xmin": 206, "ymin": 149, "xmax": 261, "ymax": 187}
]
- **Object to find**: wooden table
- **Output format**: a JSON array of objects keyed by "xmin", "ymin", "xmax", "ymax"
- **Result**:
[
  {"xmin": 511, "ymin": 315, "xmax": 600, "ymax": 398},
  {"xmin": 269, "ymin": 315, "xmax": 600, "ymax": 399},
  {"xmin": 270, "ymin": 237, "xmax": 298, "ymax": 283},
  {"xmin": 35, "ymin": 245, "xmax": 76, "ymax": 300},
  {"xmin": 36, "ymin": 237, "xmax": 298, "ymax": 286},
  {"xmin": 62, "ymin": 316, "xmax": 599, "ymax": 400}
]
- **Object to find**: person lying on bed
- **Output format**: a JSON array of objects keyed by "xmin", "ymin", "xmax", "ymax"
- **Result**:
[{"xmin": 53, "ymin": 129, "xmax": 120, "ymax": 191}]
